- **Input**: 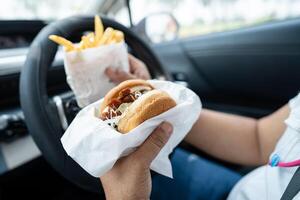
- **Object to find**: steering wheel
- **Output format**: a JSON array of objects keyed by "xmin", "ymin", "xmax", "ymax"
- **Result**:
[{"xmin": 20, "ymin": 16, "xmax": 168, "ymax": 193}]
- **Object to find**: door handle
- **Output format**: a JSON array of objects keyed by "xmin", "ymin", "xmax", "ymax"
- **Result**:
[{"xmin": 173, "ymin": 72, "xmax": 189, "ymax": 87}]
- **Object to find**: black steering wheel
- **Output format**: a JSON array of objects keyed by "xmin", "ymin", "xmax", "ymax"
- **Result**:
[{"xmin": 20, "ymin": 16, "xmax": 168, "ymax": 193}]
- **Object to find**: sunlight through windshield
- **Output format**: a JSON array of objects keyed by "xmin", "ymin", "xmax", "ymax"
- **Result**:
[{"xmin": 0, "ymin": 0, "xmax": 101, "ymax": 20}]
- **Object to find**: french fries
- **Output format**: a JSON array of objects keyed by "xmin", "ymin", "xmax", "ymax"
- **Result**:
[
  {"xmin": 95, "ymin": 15, "xmax": 103, "ymax": 42},
  {"xmin": 48, "ymin": 15, "xmax": 124, "ymax": 52},
  {"xmin": 98, "ymin": 27, "xmax": 114, "ymax": 45},
  {"xmin": 114, "ymin": 30, "xmax": 124, "ymax": 43},
  {"xmin": 48, "ymin": 35, "xmax": 76, "ymax": 51}
]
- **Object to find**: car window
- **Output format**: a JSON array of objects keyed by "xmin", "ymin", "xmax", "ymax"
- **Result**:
[
  {"xmin": 0, "ymin": 0, "xmax": 103, "ymax": 20},
  {"xmin": 129, "ymin": 0, "xmax": 300, "ymax": 43},
  {"xmin": 107, "ymin": 0, "xmax": 130, "ymax": 27}
]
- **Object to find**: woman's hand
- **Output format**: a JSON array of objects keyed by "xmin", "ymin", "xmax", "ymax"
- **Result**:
[
  {"xmin": 105, "ymin": 54, "xmax": 151, "ymax": 84},
  {"xmin": 100, "ymin": 122, "xmax": 173, "ymax": 200}
]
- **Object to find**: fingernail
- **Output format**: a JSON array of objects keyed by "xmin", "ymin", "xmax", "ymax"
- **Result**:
[{"xmin": 160, "ymin": 122, "xmax": 173, "ymax": 137}]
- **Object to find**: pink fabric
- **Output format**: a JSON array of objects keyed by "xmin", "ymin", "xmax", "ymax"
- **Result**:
[{"xmin": 278, "ymin": 159, "xmax": 300, "ymax": 167}]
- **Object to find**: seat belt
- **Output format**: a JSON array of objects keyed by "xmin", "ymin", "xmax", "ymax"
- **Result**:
[{"xmin": 280, "ymin": 167, "xmax": 300, "ymax": 200}]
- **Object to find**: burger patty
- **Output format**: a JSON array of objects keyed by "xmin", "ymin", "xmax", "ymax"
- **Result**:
[{"xmin": 100, "ymin": 87, "xmax": 150, "ymax": 120}]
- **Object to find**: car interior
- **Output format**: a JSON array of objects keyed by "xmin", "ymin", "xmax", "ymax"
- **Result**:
[{"xmin": 1, "ymin": 0, "xmax": 300, "ymax": 199}]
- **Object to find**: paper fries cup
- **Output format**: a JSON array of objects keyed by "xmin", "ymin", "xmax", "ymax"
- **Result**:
[{"xmin": 63, "ymin": 42, "xmax": 129, "ymax": 107}]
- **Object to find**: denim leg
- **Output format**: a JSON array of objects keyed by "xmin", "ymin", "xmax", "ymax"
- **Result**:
[{"xmin": 151, "ymin": 148, "xmax": 241, "ymax": 200}]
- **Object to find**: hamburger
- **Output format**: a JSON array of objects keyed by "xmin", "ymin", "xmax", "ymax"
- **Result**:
[{"xmin": 100, "ymin": 79, "xmax": 176, "ymax": 133}]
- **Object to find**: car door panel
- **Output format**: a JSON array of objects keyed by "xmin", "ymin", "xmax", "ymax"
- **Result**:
[
  {"xmin": 152, "ymin": 19, "xmax": 300, "ymax": 117},
  {"xmin": 153, "ymin": 41, "xmax": 213, "ymax": 94}
]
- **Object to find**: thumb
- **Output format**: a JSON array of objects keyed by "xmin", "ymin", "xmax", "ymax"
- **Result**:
[
  {"xmin": 105, "ymin": 67, "xmax": 135, "ymax": 84},
  {"xmin": 133, "ymin": 122, "xmax": 173, "ymax": 166}
]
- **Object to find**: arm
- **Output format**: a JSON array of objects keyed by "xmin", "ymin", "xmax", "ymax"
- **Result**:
[{"xmin": 185, "ymin": 105, "xmax": 290, "ymax": 166}]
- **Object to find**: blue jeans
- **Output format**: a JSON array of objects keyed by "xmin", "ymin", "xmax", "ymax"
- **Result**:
[{"xmin": 151, "ymin": 148, "xmax": 241, "ymax": 200}]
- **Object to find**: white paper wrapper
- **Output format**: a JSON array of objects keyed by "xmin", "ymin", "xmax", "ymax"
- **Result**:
[
  {"xmin": 63, "ymin": 42, "xmax": 129, "ymax": 107},
  {"xmin": 61, "ymin": 80, "xmax": 201, "ymax": 178}
]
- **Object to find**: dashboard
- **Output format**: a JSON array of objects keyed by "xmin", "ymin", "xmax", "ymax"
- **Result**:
[
  {"xmin": 0, "ymin": 35, "xmax": 30, "ymax": 49},
  {"xmin": 0, "ymin": 20, "xmax": 74, "ymax": 174},
  {"xmin": 0, "ymin": 49, "xmax": 72, "ymax": 174}
]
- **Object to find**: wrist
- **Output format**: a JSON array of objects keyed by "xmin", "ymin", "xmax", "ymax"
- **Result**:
[
  {"xmin": 105, "ymin": 193, "xmax": 149, "ymax": 200},
  {"xmin": 103, "ymin": 185, "xmax": 149, "ymax": 200}
]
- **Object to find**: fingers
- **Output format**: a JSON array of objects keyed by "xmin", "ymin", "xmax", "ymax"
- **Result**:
[
  {"xmin": 128, "ymin": 54, "xmax": 145, "ymax": 71},
  {"xmin": 105, "ymin": 54, "xmax": 151, "ymax": 83},
  {"xmin": 133, "ymin": 122, "xmax": 173, "ymax": 166},
  {"xmin": 128, "ymin": 53, "xmax": 143, "ymax": 63},
  {"xmin": 135, "ymin": 68, "xmax": 151, "ymax": 80},
  {"xmin": 105, "ymin": 67, "xmax": 135, "ymax": 84},
  {"xmin": 128, "ymin": 54, "xmax": 151, "ymax": 80},
  {"xmin": 128, "ymin": 53, "xmax": 136, "ymax": 63}
]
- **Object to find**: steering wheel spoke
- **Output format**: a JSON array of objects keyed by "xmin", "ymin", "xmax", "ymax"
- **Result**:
[{"xmin": 52, "ymin": 91, "xmax": 80, "ymax": 130}]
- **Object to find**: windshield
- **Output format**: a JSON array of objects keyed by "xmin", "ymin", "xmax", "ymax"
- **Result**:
[{"xmin": 0, "ymin": 0, "xmax": 102, "ymax": 20}]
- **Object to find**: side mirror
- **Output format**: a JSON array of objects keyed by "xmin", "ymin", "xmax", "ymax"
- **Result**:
[{"xmin": 134, "ymin": 12, "xmax": 179, "ymax": 43}]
